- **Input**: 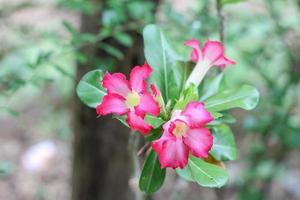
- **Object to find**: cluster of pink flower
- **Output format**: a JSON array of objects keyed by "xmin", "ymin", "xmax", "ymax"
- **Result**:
[{"xmin": 96, "ymin": 39, "xmax": 235, "ymax": 169}]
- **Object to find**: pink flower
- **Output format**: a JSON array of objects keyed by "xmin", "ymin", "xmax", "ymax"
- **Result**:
[
  {"xmin": 150, "ymin": 84, "xmax": 164, "ymax": 107},
  {"xmin": 96, "ymin": 63, "xmax": 160, "ymax": 135},
  {"xmin": 184, "ymin": 39, "xmax": 236, "ymax": 68},
  {"xmin": 150, "ymin": 84, "xmax": 160, "ymax": 97},
  {"xmin": 152, "ymin": 102, "xmax": 214, "ymax": 169},
  {"xmin": 184, "ymin": 39, "xmax": 236, "ymax": 87}
]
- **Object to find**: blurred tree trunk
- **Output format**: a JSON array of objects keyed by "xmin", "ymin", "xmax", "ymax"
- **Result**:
[{"xmin": 71, "ymin": 4, "xmax": 143, "ymax": 200}]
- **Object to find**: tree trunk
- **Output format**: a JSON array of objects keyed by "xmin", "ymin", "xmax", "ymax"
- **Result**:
[{"xmin": 71, "ymin": 7, "xmax": 142, "ymax": 200}]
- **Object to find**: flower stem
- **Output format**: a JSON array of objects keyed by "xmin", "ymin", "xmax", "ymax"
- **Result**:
[{"xmin": 185, "ymin": 62, "xmax": 210, "ymax": 88}]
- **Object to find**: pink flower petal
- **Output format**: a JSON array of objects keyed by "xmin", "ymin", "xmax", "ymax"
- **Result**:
[
  {"xmin": 152, "ymin": 133, "xmax": 189, "ymax": 169},
  {"xmin": 129, "ymin": 63, "xmax": 152, "ymax": 93},
  {"xmin": 152, "ymin": 121, "xmax": 188, "ymax": 169},
  {"xmin": 183, "ymin": 128, "xmax": 213, "ymax": 158},
  {"xmin": 126, "ymin": 111, "xmax": 152, "ymax": 135},
  {"xmin": 151, "ymin": 126, "xmax": 174, "ymax": 153},
  {"xmin": 171, "ymin": 110, "xmax": 182, "ymax": 119},
  {"xmin": 135, "ymin": 92, "xmax": 160, "ymax": 116},
  {"xmin": 102, "ymin": 72, "xmax": 131, "ymax": 97},
  {"xmin": 150, "ymin": 84, "xmax": 160, "ymax": 97},
  {"xmin": 184, "ymin": 39, "xmax": 202, "ymax": 62},
  {"xmin": 96, "ymin": 94, "xmax": 129, "ymax": 116},
  {"xmin": 181, "ymin": 102, "xmax": 213, "ymax": 128},
  {"xmin": 202, "ymin": 40, "xmax": 224, "ymax": 65},
  {"xmin": 213, "ymin": 56, "xmax": 236, "ymax": 68}
]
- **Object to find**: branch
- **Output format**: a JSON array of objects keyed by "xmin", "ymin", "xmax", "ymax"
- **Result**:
[
  {"xmin": 216, "ymin": 0, "xmax": 225, "ymax": 43},
  {"xmin": 137, "ymin": 143, "xmax": 151, "ymax": 156}
]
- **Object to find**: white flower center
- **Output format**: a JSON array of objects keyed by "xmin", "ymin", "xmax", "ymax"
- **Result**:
[{"xmin": 125, "ymin": 91, "xmax": 140, "ymax": 109}]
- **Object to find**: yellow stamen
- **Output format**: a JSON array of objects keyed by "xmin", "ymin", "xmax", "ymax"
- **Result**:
[
  {"xmin": 173, "ymin": 121, "xmax": 188, "ymax": 138},
  {"xmin": 125, "ymin": 91, "xmax": 140, "ymax": 109}
]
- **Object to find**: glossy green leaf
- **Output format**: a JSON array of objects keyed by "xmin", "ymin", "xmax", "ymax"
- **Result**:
[
  {"xmin": 139, "ymin": 150, "xmax": 166, "ymax": 194},
  {"xmin": 210, "ymin": 112, "xmax": 223, "ymax": 119},
  {"xmin": 176, "ymin": 166, "xmax": 193, "ymax": 182},
  {"xmin": 177, "ymin": 156, "xmax": 228, "ymax": 188},
  {"xmin": 199, "ymin": 73, "xmax": 224, "ymax": 101},
  {"xmin": 143, "ymin": 24, "xmax": 185, "ymax": 101},
  {"xmin": 210, "ymin": 124, "xmax": 238, "ymax": 161},
  {"xmin": 144, "ymin": 128, "xmax": 163, "ymax": 142},
  {"xmin": 204, "ymin": 85, "xmax": 259, "ymax": 112},
  {"xmin": 145, "ymin": 115, "xmax": 165, "ymax": 128},
  {"xmin": 76, "ymin": 69, "xmax": 106, "ymax": 108},
  {"xmin": 173, "ymin": 84, "xmax": 198, "ymax": 110},
  {"xmin": 209, "ymin": 113, "xmax": 236, "ymax": 126}
]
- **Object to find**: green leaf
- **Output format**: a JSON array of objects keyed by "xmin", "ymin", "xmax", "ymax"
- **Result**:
[
  {"xmin": 176, "ymin": 166, "xmax": 194, "ymax": 182},
  {"xmin": 177, "ymin": 156, "xmax": 228, "ymax": 188},
  {"xmin": 210, "ymin": 124, "xmax": 238, "ymax": 161},
  {"xmin": 113, "ymin": 115, "xmax": 129, "ymax": 128},
  {"xmin": 172, "ymin": 61, "xmax": 190, "ymax": 95},
  {"xmin": 143, "ymin": 24, "xmax": 184, "ymax": 101},
  {"xmin": 139, "ymin": 150, "xmax": 166, "ymax": 194},
  {"xmin": 80, "ymin": 33, "xmax": 98, "ymax": 43},
  {"xmin": 75, "ymin": 52, "xmax": 88, "ymax": 64},
  {"xmin": 144, "ymin": 128, "xmax": 163, "ymax": 142},
  {"xmin": 209, "ymin": 113, "xmax": 236, "ymax": 126},
  {"xmin": 113, "ymin": 32, "xmax": 133, "ymax": 47},
  {"xmin": 210, "ymin": 112, "xmax": 223, "ymax": 119},
  {"xmin": 174, "ymin": 84, "xmax": 198, "ymax": 110},
  {"xmin": 76, "ymin": 69, "xmax": 106, "ymax": 108},
  {"xmin": 199, "ymin": 73, "xmax": 224, "ymax": 101},
  {"xmin": 204, "ymin": 85, "xmax": 259, "ymax": 112},
  {"xmin": 99, "ymin": 42, "xmax": 124, "ymax": 60},
  {"xmin": 145, "ymin": 115, "xmax": 165, "ymax": 128}
]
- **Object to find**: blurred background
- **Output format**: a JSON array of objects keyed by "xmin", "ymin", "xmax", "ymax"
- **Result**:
[{"xmin": 0, "ymin": 0, "xmax": 300, "ymax": 199}]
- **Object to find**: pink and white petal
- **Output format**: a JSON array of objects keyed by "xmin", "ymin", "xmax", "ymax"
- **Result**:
[
  {"xmin": 135, "ymin": 92, "xmax": 160, "ymax": 116},
  {"xmin": 202, "ymin": 40, "xmax": 224, "ymax": 65},
  {"xmin": 153, "ymin": 138, "xmax": 189, "ymax": 169},
  {"xmin": 102, "ymin": 72, "xmax": 130, "ymax": 97},
  {"xmin": 183, "ymin": 128, "xmax": 213, "ymax": 158},
  {"xmin": 184, "ymin": 39, "xmax": 202, "ymax": 62},
  {"xmin": 162, "ymin": 120, "xmax": 173, "ymax": 131},
  {"xmin": 129, "ymin": 63, "xmax": 152, "ymax": 93},
  {"xmin": 213, "ymin": 56, "xmax": 236, "ymax": 68},
  {"xmin": 182, "ymin": 101, "xmax": 214, "ymax": 128},
  {"xmin": 171, "ymin": 110, "xmax": 182, "ymax": 119},
  {"xmin": 126, "ymin": 111, "xmax": 152, "ymax": 135},
  {"xmin": 96, "ymin": 94, "xmax": 128, "ymax": 116}
]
